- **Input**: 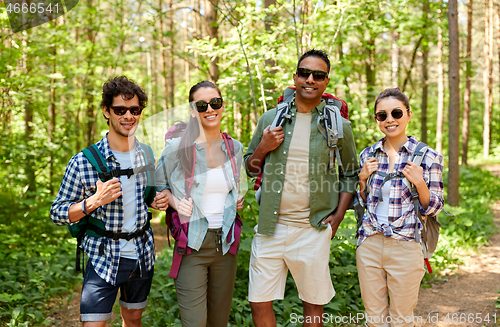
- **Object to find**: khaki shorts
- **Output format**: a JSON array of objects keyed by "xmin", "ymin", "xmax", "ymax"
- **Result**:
[{"xmin": 248, "ymin": 222, "xmax": 335, "ymax": 305}]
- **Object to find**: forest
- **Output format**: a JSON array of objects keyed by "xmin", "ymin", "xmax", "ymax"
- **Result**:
[{"xmin": 1, "ymin": 0, "xmax": 500, "ymax": 325}]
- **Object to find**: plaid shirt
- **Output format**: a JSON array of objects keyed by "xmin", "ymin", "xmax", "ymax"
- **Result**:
[
  {"xmin": 356, "ymin": 136, "xmax": 444, "ymax": 247},
  {"xmin": 50, "ymin": 134, "xmax": 155, "ymax": 285}
]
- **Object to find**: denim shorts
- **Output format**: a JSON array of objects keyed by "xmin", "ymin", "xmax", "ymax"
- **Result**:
[{"xmin": 80, "ymin": 258, "xmax": 154, "ymax": 322}]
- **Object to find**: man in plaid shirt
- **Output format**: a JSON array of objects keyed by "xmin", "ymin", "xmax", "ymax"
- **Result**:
[{"xmin": 51, "ymin": 76, "xmax": 168, "ymax": 326}]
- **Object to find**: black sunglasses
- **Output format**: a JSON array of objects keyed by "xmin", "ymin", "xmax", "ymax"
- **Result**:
[
  {"xmin": 296, "ymin": 67, "xmax": 329, "ymax": 82},
  {"xmin": 194, "ymin": 97, "xmax": 223, "ymax": 112},
  {"xmin": 110, "ymin": 106, "xmax": 144, "ymax": 116},
  {"xmin": 374, "ymin": 109, "xmax": 405, "ymax": 122}
]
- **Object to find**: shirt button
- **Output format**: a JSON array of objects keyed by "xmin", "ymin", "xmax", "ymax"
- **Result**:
[
  {"xmin": 277, "ymin": 190, "xmax": 281, "ymax": 194},
  {"xmin": 274, "ymin": 211, "xmax": 277, "ymax": 215},
  {"xmin": 292, "ymin": 113, "xmax": 295, "ymax": 117},
  {"xmin": 280, "ymin": 171, "xmax": 284, "ymax": 174},
  {"xmin": 283, "ymin": 151, "xmax": 287, "ymax": 154},
  {"xmin": 288, "ymin": 132, "xmax": 291, "ymax": 135}
]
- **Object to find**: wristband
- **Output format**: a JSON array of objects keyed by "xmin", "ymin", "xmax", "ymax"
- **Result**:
[{"xmin": 82, "ymin": 199, "xmax": 89, "ymax": 215}]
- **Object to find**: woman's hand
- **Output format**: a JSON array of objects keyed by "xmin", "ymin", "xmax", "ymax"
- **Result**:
[
  {"xmin": 236, "ymin": 195, "xmax": 244, "ymax": 211},
  {"xmin": 358, "ymin": 158, "xmax": 378, "ymax": 200},
  {"xmin": 359, "ymin": 158, "xmax": 379, "ymax": 183},
  {"xmin": 402, "ymin": 161, "xmax": 425, "ymax": 187},
  {"xmin": 176, "ymin": 197, "xmax": 193, "ymax": 217}
]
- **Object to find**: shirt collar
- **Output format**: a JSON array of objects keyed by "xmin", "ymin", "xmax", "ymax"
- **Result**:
[
  {"xmin": 290, "ymin": 97, "xmax": 326, "ymax": 114},
  {"xmin": 372, "ymin": 135, "xmax": 418, "ymax": 154},
  {"xmin": 99, "ymin": 133, "xmax": 144, "ymax": 161}
]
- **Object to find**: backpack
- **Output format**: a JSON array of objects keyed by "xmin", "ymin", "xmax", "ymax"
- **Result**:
[
  {"xmin": 254, "ymin": 87, "xmax": 350, "ymax": 202},
  {"xmin": 68, "ymin": 142, "xmax": 156, "ymax": 274},
  {"xmin": 163, "ymin": 126, "xmax": 243, "ymax": 278},
  {"xmin": 352, "ymin": 142, "xmax": 452, "ymax": 273}
]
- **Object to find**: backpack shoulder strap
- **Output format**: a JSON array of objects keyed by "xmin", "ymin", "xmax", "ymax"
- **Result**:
[
  {"xmin": 365, "ymin": 147, "xmax": 378, "ymax": 196},
  {"xmin": 139, "ymin": 142, "xmax": 156, "ymax": 205},
  {"xmin": 82, "ymin": 144, "xmax": 110, "ymax": 182},
  {"xmin": 318, "ymin": 102, "xmax": 343, "ymax": 169},
  {"xmin": 271, "ymin": 90, "xmax": 295, "ymax": 129},
  {"xmin": 221, "ymin": 133, "xmax": 240, "ymax": 191}
]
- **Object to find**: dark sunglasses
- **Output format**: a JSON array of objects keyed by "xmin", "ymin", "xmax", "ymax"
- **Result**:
[
  {"xmin": 109, "ymin": 106, "xmax": 144, "ymax": 116},
  {"xmin": 374, "ymin": 109, "xmax": 405, "ymax": 122},
  {"xmin": 194, "ymin": 97, "xmax": 223, "ymax": 112},
  {"xmin": 296, "ymin": 67, "xmax": 329, "ymax": 82}
]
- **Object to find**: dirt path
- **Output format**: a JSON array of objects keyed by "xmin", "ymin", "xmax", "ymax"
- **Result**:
[
  {"xmin": 46, "ymin": 215, "xmax": 168, "ymax": 326},
  {"xmin": 414, "ymin": 164, "xmax": 500, "ymax": 327}
]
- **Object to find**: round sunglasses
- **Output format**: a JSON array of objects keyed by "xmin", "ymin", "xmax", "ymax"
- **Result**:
[
  {"xmin": 296, "ymin": 67, "xmax": 329, "ymax": 82},
  {"xmin": 194, "ymin": 97, "xmax": 223, "ymax": 112},
  {"xmin": 374, "ymin": 108, "xmax": 407, "ymax": 122},
  {"xmin": 109, "ymin": 105, "xmax": 144, "ymax": 116}
]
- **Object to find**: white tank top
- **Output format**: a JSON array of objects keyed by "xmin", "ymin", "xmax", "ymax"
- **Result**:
[
  {"xmin": 200, "ymin": 168, "xmax": 231, "ymax": 228},
  {"xmin": 375, "ymin": 180, "xmax": 391, "ymax": 227}
]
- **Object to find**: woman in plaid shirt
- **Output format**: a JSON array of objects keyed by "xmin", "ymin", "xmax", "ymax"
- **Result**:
[{"xmin": 356, "ymin": 88, "xmax": 444, "ymax": 327}]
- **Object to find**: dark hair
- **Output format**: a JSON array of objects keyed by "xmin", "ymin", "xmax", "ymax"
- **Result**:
[
  {"xmin": 178, "ymin": 80, "xmax": 222, "ymax": 174},
  {"xmin": 374, "ymin": 87, "xmax": 410, "ymax": 114},
  {"xmin": 297, "ymin": 49, "xmax": 330, "ymax": 73},
  {"xmin": 101, "ymin": 76, "xmax": 148, "ymax": 124}
]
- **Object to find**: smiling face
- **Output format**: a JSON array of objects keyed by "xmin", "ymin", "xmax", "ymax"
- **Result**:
[
  {"xmin": 293, "ymin": 56, "xmax": 330, "ymax": 105},
  {"xmin": 103, "ymin": 94, "xmax": 141, "ymax": 139},
  {"xmin": 375, "ymin": 97, "xmax": 412, "ymax": 141},
  {"xmin": 191, "ymin": 87, "xmax": 224, "ymax": 133}
]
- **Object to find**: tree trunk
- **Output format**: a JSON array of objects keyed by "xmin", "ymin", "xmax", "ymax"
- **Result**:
[
  {"xmin": 365, "ymin": 37, "xmax": 376, "ymax": 106},
  {"xmin": 436, "ymin": 2, "xmax": 445, "ymax": 154},
  {"xmin": 448, "ymin": 0, "xmax": 460, "ymax": 206},
  {"xmin": 23, "ymin": 29, "xmax": 36, "ymax": 195},
  {"xmin": 205, "ymin": 0, "xmax": 219, "ymax": 82},
  {"xmin": 264, "ymin": 0, "xmax": 277, "ymax": 81},
  {"xmin": 183, "ymin": 9, "xmax": 190, "ymax": 88},
  {"xmin": 169, "ymin": 0, "xmax": 175, "ymax": 109},
  {"xmin": 462, "ymin": 0, "xmax": 473, "ymax": 164},
  {"xmin": 84, "ymin": 0, "xmax": 96, "ymax": 145},
  {"xmin": 391, "ymin": 31, "xmax": 399, "ymax": 87},
  {"xmin": 421, "ymin": 0, "xmax": 430, "ymax": 144},
  {"xmin": 48, "ymin": 42, "xmax": 57, "ymax": 195},
  {"xmin": 159, "ymin": 7, "xmax": 169, "ymax": 113},
  {"xmin": 483, "ymin": 0, "xmax": 493, "ymax": 159}
]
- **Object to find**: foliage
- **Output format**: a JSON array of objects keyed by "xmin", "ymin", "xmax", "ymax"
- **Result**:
[
  {"xmin": 0, "ymin": 191, "xmax": 79, "ymax": 326},
  {"xmin": 138, "ymin": 165, "xmax": 500, "ymax": 325}
]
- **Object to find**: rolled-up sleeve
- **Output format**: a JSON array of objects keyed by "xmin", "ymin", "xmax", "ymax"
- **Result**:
[
  {"xmin": 244, "ymin": 111, "xmax": 270, "ymax": 178},
  {"xmin": 155, "ymin": 140, "xmax": 175, "ymax": 192},
  {"xmin": 50, "ymin": 156, "xmax": 84, "ymax": 226},
  {"xmin": 338, "ymin": 119, "xmax": 359, "ymax": 194},
  {"xmin": 419, "ymin": 152, "xmax": 444, "ymax": 216}
]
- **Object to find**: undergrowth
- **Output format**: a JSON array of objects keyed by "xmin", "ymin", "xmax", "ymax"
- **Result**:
[{"xmin": 2, "ymin": 165, "xmax": 499, "ymax": 326}]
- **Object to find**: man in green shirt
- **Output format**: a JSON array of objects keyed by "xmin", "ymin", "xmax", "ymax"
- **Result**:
[{"xmin": 244, "ymin": 49, "xmax": 359, "ymax": 327}]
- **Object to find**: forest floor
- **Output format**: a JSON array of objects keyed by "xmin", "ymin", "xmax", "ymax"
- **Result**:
[
  {"xmin": 413, "ymin": 164, "xmax": 500, "ymax": 327},
  {"xmin": 46, "ymin": 165, "xmax": 500, "ymax": 327}
]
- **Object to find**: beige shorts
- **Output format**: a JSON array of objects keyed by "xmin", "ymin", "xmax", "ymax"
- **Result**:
[{"xmin": 248, "ymin": 222, "xmax": 335, "ymax": 305}]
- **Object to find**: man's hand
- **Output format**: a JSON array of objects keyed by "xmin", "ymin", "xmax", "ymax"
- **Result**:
[
  {"xmin": 322, "ymin": 211, "xmax": 344, "ymax": 239},
  {"xmin": 260, "ymin": 126, "xmax": 285, "ymax": 153},
  {"xmin": 92, "ymin": 178, "xmax": 122, "ymax": 208},
  {"xmin": 247, "ymin": 126, "xmax": 285, "ymax": 175},
  {"xmin": 150, "ymin": 190, "xmax": 169, "ymax": 211},
  {"xmin": 236, "ymin": 195, "xmax": 244, "ymax": 211}
]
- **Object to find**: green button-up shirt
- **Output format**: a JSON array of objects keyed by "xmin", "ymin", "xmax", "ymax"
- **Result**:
[{"xmin": 244, "ymin": 99, "xmax": 359, "ymax": 236}]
